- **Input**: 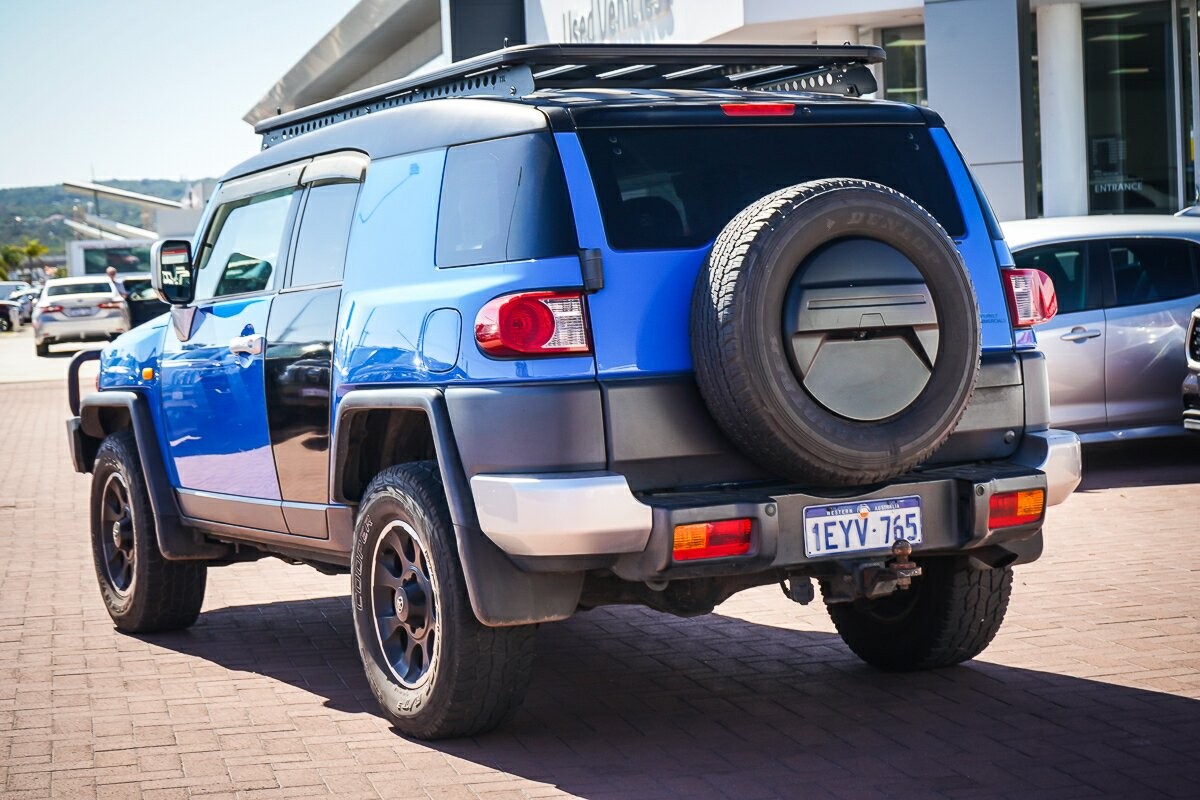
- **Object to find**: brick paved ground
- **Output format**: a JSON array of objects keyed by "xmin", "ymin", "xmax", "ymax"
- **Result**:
[{"xmin": 1, "ymin": 379, "xmax": 1197, "ymax": 799}]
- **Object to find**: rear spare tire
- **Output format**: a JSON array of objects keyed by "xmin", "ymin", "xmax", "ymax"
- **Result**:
[{"xmin": 691, "ymin": 178, "xmax": 980, "ymax": 486}]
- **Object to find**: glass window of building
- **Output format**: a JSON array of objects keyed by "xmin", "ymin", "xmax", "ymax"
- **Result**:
[
  {"xmin": 882, "ymin": 26, "xmax": 928, "ymax": 106},
  {"xmin": 1084, "ymin": 2, "xmax": 1179, "ymax": 213}
]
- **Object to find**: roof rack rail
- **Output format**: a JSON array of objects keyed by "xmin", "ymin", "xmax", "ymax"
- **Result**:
[{"xmin": 256, "ymin": 43, "xmax": 885, "ymax": 149}]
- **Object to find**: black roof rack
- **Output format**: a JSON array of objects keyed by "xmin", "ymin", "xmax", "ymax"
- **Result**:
[{"xmin": 256, "ymin": 43, "xmax": 885, "ymax": 149}]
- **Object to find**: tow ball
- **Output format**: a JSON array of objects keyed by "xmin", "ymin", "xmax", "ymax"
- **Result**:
[{"xmin": 819, "ymin": 540, "xmax": 924, "ymax": 604}]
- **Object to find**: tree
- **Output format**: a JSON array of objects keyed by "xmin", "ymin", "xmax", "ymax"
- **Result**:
[
  {"xmin": 0, "ymin": 244, "xmax": 23, "ymax": 280},
  {"xmin": 22, "ymin": 238, "xmax": 49, "ymax": 278}
]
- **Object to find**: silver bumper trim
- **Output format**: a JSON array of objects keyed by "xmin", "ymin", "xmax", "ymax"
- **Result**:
[
  {"xmin": 1012, "ymin": 428, "xmax": 1081, "ymax": 506},
  {"xmin": 470, "ymin": 472, "xmax": 652, "ymax": 557}
]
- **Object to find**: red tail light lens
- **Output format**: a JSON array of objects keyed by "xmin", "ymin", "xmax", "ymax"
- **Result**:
[
  {"xmin": 475, "ymin": 291, "xmax": 591, "ymax": 357},
  {"xmin": 673, "ymin": 518, "xmax": 753, "ymax": 561},
  {"xmin": 41, "ymin": 304, "xmax": 64, "ymax": 313},
  {"xmin": 1002, "ymin": 268, "xmax": 1058, "ymax": 328},
  {"xmin": 98, "ymin": 301, "xmax": 123, "ymax": 309},
  {"xmin": 988, "ymin": 489, "xmax": 1046, "ymax": 529},
  {"xmin": 721, "ymin": 103, "xmax": 795, "ymax": 117}
]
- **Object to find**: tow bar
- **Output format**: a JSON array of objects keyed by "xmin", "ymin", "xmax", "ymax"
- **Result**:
[{"xmin": 815, "ymin": 539, "xmax": 924, "ymax": 604}]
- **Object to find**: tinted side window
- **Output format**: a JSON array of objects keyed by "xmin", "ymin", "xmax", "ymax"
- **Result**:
[
  {"xmin": 1013, "ymin": 242, "xmax": 1097, "ymax": 314},
  {"xmin": 195, "ymin": 189, "xmax": 295, "ymax": 301},
  {"xmin": 1109, "ymin": 238, "xmax": 1199, "ymax": 307},
  {"xmin": 290, "ymin": 182, "xmax": 360, "ymax": 287},
  {"xmin": 437, "ymin": 133, "xmax": 577, "ymax": 268}
]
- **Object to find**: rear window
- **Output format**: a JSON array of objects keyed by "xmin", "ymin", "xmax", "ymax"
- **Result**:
[
  {"xmin": 47, "ymin": 282, "xmax": 112, "ymax": 296},
  {"xmin": 579, "ymin": 126, "xmax": 966, "ymax": 250}
]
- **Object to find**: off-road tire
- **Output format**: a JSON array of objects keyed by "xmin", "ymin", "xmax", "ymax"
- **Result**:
[
  {"xmin": 824, "ymin": 557, "xmax": 1012, "ymax": 671},
  {"xmin": 691, "ymin": 178, "xmax": 981, "ymax": 486},
  {"xmin": 90, "ymin": 430, "xmax": 207, "ymax": 633},
  {"xmin": 351, "ymin": 462, "xmax": 536, "ymax": 739},
  {"xmin": 35, "ymin": 341, "xmax": 49, "ymax": 357}
]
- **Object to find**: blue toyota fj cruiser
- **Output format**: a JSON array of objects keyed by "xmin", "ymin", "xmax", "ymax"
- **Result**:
[{"xmin": 67, "ymin": 44, "xmax": 1081, "ymax": 739}]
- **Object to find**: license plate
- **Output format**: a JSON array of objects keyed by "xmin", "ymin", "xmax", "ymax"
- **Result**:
[
  {"xmin": 65, "ymin": 307, "xmax": 96, "ymax": 317},
  {"xmin": 803, "ymin": 496, "xmax": 923, "ymax": 558}
]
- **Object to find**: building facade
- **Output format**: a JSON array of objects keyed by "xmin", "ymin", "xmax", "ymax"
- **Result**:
[{"xmin": 248, "ymin": 0, "xmax": 1197, "ymax": 221}]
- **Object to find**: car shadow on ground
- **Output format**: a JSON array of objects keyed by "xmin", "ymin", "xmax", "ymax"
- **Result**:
[
  {"xmin": 1077, "ymin": 436, "xmax": 1200, "ymax": 492},
  {"xmin": 145, "ymin": 596, "xmax": 1196, "ymax": 798}
]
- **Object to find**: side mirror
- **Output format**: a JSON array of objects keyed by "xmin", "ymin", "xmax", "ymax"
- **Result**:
[{"xmin": 151, "ymin": 239, "xmax": 195, "ymax": 305}]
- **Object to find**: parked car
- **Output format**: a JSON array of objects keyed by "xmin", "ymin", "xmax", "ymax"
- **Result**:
[
  {"xmin": 65, "ymin": 44, "xmax": 1080, "ymax": 740},
  {"xmin": 0, "ymin": 280, "xmax": 31, "ymax": 299},
  {"xmin": 1184, "ymin": 307, "xmax": 1200, "ymax": 432},
  {"xmin": 1002, "ymin": 215, "xmax": 1200, "ymax": 442},
  {"xmin": 113, "ymin": 273, "xmax": 169, "ymax": 327},
  {"xmin": 9, "ymin": 287, "xmax": 40, "ymax": 323},
  {"xmin": 33, "ymin": 276, "xmax": 129, "ymax": 356},
  {"xmin": 0, "ymin": 298, "xmax": 20, "ymax": 332}
]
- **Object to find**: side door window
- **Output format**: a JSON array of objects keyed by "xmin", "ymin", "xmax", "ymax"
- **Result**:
[
  {"xmin": 1108, "ymin": 238, "xmax": 1199, "ymax": 307},
  {"xmin": 287, "ymin": 182, "xmax": 360, "ymax": 287},
  {"xmin": 194, "ymin": 188, "xmax": 296, "ymax": 301}
]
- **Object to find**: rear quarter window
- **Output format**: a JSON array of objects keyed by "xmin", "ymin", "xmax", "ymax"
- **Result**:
[{"xmin": 436, "ymin": 133, "xmax": 577, "ymax": 268}]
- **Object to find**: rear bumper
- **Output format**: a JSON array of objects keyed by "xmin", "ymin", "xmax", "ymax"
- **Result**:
[
  {"xmin": 470, "ymin": 429, "xmax": 1081, "ymax": 579},
  {"xmin": 35, "ymin": 313, "xmax": 125, "ymax": 343},
  {"xmin": 1009, "ymin": 428, "xmax": 1081, "ymax": 505}
]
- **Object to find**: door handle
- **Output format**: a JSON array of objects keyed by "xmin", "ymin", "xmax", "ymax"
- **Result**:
[
  {"xmin": 229, "ymin": 333, "xmax": 265, "ymax": 356},
  {"xmin": 1060, "ymin": 327, "xmax": 1101, "ymax": 342}
]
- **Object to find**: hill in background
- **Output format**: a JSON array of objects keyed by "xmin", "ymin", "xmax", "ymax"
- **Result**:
[{"xmin": 0, "ymin": 179, "xmax": 202, "ymax": 255}]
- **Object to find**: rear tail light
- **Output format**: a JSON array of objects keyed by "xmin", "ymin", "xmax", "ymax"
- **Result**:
[
  {"xmin": 98, "ymin": 301, "xmax": 123, "ymax": 309},
  {"xmin": 1001, "ymin": 268, "xmax": 1058, "ymax": 328},
  {"xmin": 41, "ymin": 304, "xmax": 63, "ymax": 313},
  {"xmin": 673, "ymin": 518, "xmax": 753, "ymax": 561},
  {"xmin": 475, "ymin": 291, "xmax": 591, "ymax": 357},
  {"xmin": 988, "ymin": 489, "xmax": 1045, "ymax": 529},
  {"xmin": 721, "ymin": 103, "xmax": 795, "ymax": 117}
]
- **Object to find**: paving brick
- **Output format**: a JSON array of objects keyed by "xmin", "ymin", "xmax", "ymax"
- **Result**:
[{"xmin": 2, "ymin": 382, "xmax": 1199, "ymax": 799}]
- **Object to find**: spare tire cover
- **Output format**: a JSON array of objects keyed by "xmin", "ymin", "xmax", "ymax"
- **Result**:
[{"xmin": 691, "ymin": 178, "xmax": 980, "ymax": 486}]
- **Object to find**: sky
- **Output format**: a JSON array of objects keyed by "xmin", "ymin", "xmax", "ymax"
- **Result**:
[{"xmin": 0, "ymin": 1, "xmax": 361, "ymax": 189}]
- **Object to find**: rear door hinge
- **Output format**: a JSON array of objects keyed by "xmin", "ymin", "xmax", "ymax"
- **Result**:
[{"xmin": 579, "ymin": 248, "xmax": 604, "ymax": 293}]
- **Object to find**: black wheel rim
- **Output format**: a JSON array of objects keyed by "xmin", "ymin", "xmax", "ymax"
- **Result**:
[
  {"xmin": 99, "ymin": 473, "xmax": 135, "ymax": 595},
  {"xmin": 371, "ymin": 521, "xmax": 437, "ymax": 688}
]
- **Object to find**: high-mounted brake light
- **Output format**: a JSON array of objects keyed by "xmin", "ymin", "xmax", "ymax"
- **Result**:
[
  {"xmin": 988, "ymin": 489, "xmax": 1045, "ymax": 529},
  {"xmin": 475, "ymin": 290, "xmax": 591, "ymax": 357},
  {"xmin": 673, "ymin": 518, "xmax": 753, "ymax": 561},
  {"xmin": 1002, "ymin": 268, "xmax": 1058, "ymax": 328},
  {"xmin": 721, "ymin": 103, "xmax": 796, "ymax": 117}
]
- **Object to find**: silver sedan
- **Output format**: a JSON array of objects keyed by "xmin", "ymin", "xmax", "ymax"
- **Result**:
[
  {"xmin": 33, "ymin": 276, "xmax": 129, "ymax": 357},
  {"xmin": 1003, "ymin": 215, "xmax": 1200, "ymax": 442}
]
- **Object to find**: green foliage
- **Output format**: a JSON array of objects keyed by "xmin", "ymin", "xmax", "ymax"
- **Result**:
[
  {"xmin": 0, "ymin": 245, "xmax": 22, "ymax": 280},
  {"xmin": 0, "ymin": 244, "xmax": 22, "ymax": 280},
  {"xmin": 22, "ymin": 238, "xmax": 49, "ymax": 264}
]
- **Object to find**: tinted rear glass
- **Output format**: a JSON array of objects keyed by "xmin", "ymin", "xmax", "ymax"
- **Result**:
[
  {"xmin": 579, "ymin": 126, "xmax": 965, "ymax": 250},
  {"xmin": 47, "ymin": 282, "xmax": 112, "ymax": 296},
  {"xmin": 437, "ymin": 133, "xmax": 577, "ymax": 268}
]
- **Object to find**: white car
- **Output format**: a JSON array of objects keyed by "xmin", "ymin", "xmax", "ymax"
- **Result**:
[
  {"xmin": 33, "ymin": 276, "xmax": 129, "ymax": 357},
  {"xmin": 1002, "ymin": 215, "xmax": 1200, "ymax": 442}
]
